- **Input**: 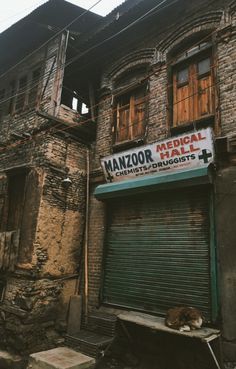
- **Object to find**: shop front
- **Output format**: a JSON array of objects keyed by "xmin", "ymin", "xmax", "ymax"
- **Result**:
[{"xmin": 95, "ymin": 128, "xmax": 218, "ymax": 322}]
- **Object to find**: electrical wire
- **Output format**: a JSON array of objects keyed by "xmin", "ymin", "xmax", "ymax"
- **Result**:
[
  {"xmin": 0, "ymin": 0, "xmax": 104, "ymax": 81},
  {"xmin": 0, "ymin": 1, "xmax": 231, "ymax": 155},
  {"xmin": 66, "ymin": 0, "xmax": 178, "ymax": 68},
  {"xmin": 0, "ymin": 53, "xmax": 219, "ymax": 113},
  {"xmin": 0, "ymin": 0, "xmax": 178, "ymax": 86},
  {"xmin": 0, "ymin": 74, "xmax": 228, "ymax": 158},
  {"xmin": 0, "ymin": 0, "xmax": 180, "ymax": 110},
  {"xmin": 0, "ymin": 0, "xmax": 218, "ymax": 109},
  {"xmin": 0, "ymin": 3, "xmax": 219, "ymax": 102}
]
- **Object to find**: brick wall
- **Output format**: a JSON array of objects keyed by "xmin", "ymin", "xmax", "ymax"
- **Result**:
[
  {"xmin": 217, "ymin": 13, "xmax": 236, "ymax": 136},
  {"xmin": 87, "ymin": 0, "xmax": 236, "ymax": 360},
  {"xmin": 0, "ymin": 33, "xmax": 88, "ymax": 353}
]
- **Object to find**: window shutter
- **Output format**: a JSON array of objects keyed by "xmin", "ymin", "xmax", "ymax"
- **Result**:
[
  {"xmin": 18, "ymin": 169, "xmax": 41, "ymax": 263},
  {"xmin": 173, "ymin": 67, "xmax": 192, "ymax": 126},
  {"xmin": 196, "ymin": 58, "xmax": 214, "ymax": 118},
  {"xmin": 173, "ymin": 53, "xmax": 214, "ymax": 126}
]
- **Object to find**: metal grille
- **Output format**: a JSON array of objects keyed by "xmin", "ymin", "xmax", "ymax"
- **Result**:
[
  {"xmin": 66, "ymin": 330, "xmax": 113, "ymax": 358},
  {"xmin": 81, "ymin": 311, "xmax": 117, "ymax": 337},
  {"xmin": 102, "ymin": 187, "xmax": 212, "ymax": 319}
]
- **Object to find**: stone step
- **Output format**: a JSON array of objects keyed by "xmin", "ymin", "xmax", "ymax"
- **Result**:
[
  {"xmin": 81, "ymin": 311, "xmax": 117, "ymax": 337},
  {"xmin": 27, "ymin": 347, "xmax": 95, "ymax": 369},
  {"xmin": 66, "ymin": 329, "xmax": 113, "ymax": 358}
]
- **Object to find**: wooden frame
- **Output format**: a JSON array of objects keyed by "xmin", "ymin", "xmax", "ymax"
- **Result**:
[
  {"xmin": 172, "ymin": 51, "xmax": 215, "ymax": 127},
  {"xmin": 113, "ymin": 84, "xmax": 147, "ymax": 145}
]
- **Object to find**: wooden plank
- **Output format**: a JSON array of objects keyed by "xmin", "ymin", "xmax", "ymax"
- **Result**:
[
  {"xmin": 190, "ymin": 64, "xmax": 197, "ymax": 122},
  {"xmin": 18, "ymin": 170, "xmax": 40, "ymax": 263},
  {"xmin": 198, "ymin": 75, "xmax": 213, "ymax": 117},
  {"xmin": 129, "ymin": 95, "xmax": 134, "ymax": 140},
  {"xmin": 134, "ymin": 96, "xmax": 146, "ymax": 138},
  {"xmin": 0, "ymin": 232, "xmax": 5, "ymax": 269},
  {"xmin": 3, "ymin": 231, "xmax": 12, "ymax": 270},
  {"xmin": 173, "ymin": 72, "xmax": 178, "ymax": 126},
  {"xmin": 118, "ymin": 311, "xmax": 220, "ymax": 342},
  {"xmin": 9, "ymin": 230, "xmax": 20, "ymax": 271}
]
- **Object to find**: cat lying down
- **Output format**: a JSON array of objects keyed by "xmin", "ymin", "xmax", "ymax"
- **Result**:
[{"xmin": 165, "ymin": 306, "xmax": 203, "ymax": 332}]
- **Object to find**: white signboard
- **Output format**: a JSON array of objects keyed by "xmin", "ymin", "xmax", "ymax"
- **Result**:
[{"xmin": 101, "ymin": 128, "xmax": 214, "ymax": 183}]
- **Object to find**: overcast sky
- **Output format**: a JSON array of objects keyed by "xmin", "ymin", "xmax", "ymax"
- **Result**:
[{"xmin": 0, "ymin": 0, "xmax": 125, "ymax": 33}]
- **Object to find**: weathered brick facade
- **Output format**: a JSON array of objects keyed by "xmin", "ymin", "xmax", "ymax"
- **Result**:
[
  {"xmin": 1, "ymin": 0, "xmax": 236, "ymax": 363},
  {"xmin": 85, "ymin": 0, "xmax": 236, "ymax": 361},
  {"xmin": 0, "ymin": 5, "xmax": 95, "ymax": 352}
]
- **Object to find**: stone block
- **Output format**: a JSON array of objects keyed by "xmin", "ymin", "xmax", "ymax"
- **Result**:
[
  {"xmin": 28, "ymin": 347, "xmax": 95, "ymax": 369},
  {"xmin": 0, "ymin": 350, "xmax": 25, "ymax": 369},
  {"xmin": 67, "ymin": 295, "xmax": 82, "ymax": 336}
]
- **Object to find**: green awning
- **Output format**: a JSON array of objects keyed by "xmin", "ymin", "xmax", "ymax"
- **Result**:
[{"xmin": 94, "ymin": 167, "xmax": 212, "ymax": 200}]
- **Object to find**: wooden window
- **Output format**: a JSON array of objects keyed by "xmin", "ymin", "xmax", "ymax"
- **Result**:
[
  {"xmin": 7, "ymin": 65, "xmax": 42, "ymax": 115},
  {"xmin": 28, "ymin": 67, "xmax": 41, "ymax": 108},
  {"xmin": 173, "ymin": 52, "xmax": 214, "ymax": 127},
  {"xmin": 114, "ymin": 85, "xmax": 147, "ymax": 144},
  {"xmin": 0, "ymin": 279, "xmax": 5, "ymax": 302},
  {"xmin": 15, "ymin": 75, "xmax": 28, "ymax": 112},
  {"xmin": 0, "ymin": 89, "xmax": 5, "ymax": 121},
  {"xmin": 6, "ymin": 172, "xmax": 27, "ymax": 231},
  {"xmin": 0, "ymin": 170, "xmax": 40, "ymax": 265},
  {"xmin": 8, "ymin": 80, "xmax": 16, "ymax": 115}
]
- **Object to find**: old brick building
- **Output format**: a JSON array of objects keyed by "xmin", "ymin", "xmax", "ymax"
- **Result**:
[
  {"xmin": 1, "ymin": 0, "xmax": 236, "ymax": 365},
  {"xmin": 70, "ymin": 0, "xmax": 236, "ymax": 363},
  {"xmin": 0, "ymin": 0, "xmax": 100, "ymax": 354}
]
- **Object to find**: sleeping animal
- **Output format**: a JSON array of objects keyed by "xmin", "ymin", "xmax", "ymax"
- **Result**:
[{"xmin": 165, "ymin": 306, "xmax": 203, "ymax": 332}]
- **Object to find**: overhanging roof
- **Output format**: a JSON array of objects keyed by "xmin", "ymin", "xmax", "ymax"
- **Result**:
[
  {"xmin": 0, "ymin": 0, "xmax": 102, "ymax": 74},
  {"xmin": 94, "ymin": 167, "xmax": 212, "ymax": 200}
]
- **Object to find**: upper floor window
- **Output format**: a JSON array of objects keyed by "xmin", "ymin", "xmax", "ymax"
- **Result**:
[
  {"xmin": 113, "ymin": 84, "xmax": 147, "ymax": 145},
  {"xmin": 15, "ymin": 75, "xmax": 28, "ymax": 112},
  {"xmin": 0, "ymin": 89, "xmax": 5, "ymax": 120},
  {"xmin": 28, "ymin": 67, "xmax": 41, "ymax": 108},
  {"xmin": 0, "ymin": 65, "xmax": 42, "ymax": 119},
  {"xmin": 172, "ymin": 42, "xmax": 214, "ymax": 127}
]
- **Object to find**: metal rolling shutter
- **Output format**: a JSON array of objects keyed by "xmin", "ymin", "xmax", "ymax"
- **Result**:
[{"xmin": 102, "ymin": 187, "xmax": 212, "ymax": 319}]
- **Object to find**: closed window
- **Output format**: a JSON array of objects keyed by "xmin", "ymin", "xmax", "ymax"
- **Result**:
[
  {"xmin": 28, "ymin": 67, "xmax": 41, "ymax": 108},
  {"xmin": 0, "ymin": 89, "xmax": 5, "ymax": 121},
  {"xmin": 15, "ymin": 75, "xmax": 28, "ymax": 112},
  {"xmin": 114, "ymin": 84, "xmax": 147, "ymax": 144},
  {"xmin": 5, "ymin": 65, "xmax": 42, "ymax": 116},
  {"xmin": 172, "ymin": 46, "xmax": 214, "ymax": 127}
]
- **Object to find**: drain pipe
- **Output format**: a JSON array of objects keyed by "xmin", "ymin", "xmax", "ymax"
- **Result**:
[
  {"xmin": 84, "ymin": 148, "xmax": 90, "ymax": 323},
  {"xmin": 67, "ymin": 146, "xmax": 90, "ymax": 336}
]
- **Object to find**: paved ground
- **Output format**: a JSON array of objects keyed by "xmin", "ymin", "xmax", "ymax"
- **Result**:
[{"xmin": 0, "ymin": 346, "xmax": 235, "ymax": 369}]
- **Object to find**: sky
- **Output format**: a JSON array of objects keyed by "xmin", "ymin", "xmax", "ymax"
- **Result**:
[{"xmin": 0, "ymin": 0, "xmax": 125, "ymax": 33}]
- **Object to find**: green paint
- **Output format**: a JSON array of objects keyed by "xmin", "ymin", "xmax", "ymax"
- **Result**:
[{"xmin": 95, "ymin": 167, "xmax": 211, "ymax": 199}]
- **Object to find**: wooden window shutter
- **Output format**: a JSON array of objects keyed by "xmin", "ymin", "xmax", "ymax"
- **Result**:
[
  {"xmin": 15, "ymin": 75, "xmax": 28, "ymax": 112},
  {"xmin": 0, "ymin": 175, "xmax": 8, "ymax": 232},
  {"xmin": 116, "ymin": 98, "xmax": 130, "ymax": 143},
  {"xmin": 18, "ymin": 169, "xmax": 41, "ymax": 263},
  {"xmin": 173, "ymin": 54, "xmax": 214, "ymax": 126},
  {"xmin": 173, "ymin": 67, "xmax": 192, "ymax": 126},
  {"xmin": 133, "ymin": 91, "xmax": 146, "ymax": 138},
  {"xmin": 129, "ymin": 95, "xmax": 135, "ymax": 140},
  {"xmin": 196, "ymin": 57, "xmax": 214, "ymax": 119},
  {"xmin": 28, "ymin": 67, "xmax": 41, "ymax": 108}
]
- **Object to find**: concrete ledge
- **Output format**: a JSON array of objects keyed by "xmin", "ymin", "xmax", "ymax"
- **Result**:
[{"xmin": 28, "ymin": 347, "xmax": 95, "ymax": 369}]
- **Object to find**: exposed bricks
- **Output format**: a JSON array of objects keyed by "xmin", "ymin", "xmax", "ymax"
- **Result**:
[
  {"xmin": 87, "ymin": 0, "xmax": 236, "ymax": 361},
  {"xmin": 0, "ymin": 33, "xmax": 88, "ymax": 353}
]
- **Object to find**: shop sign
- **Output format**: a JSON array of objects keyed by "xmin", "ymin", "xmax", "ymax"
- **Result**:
[{"xmin": 101, "ymin": 128, "xmax": 214, "ymax": 183}]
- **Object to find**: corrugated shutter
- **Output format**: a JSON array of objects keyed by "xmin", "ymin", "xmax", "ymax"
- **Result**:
[{"xmin": 102, "ymin": 187, "xmax": 212, "ymax": 319}]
